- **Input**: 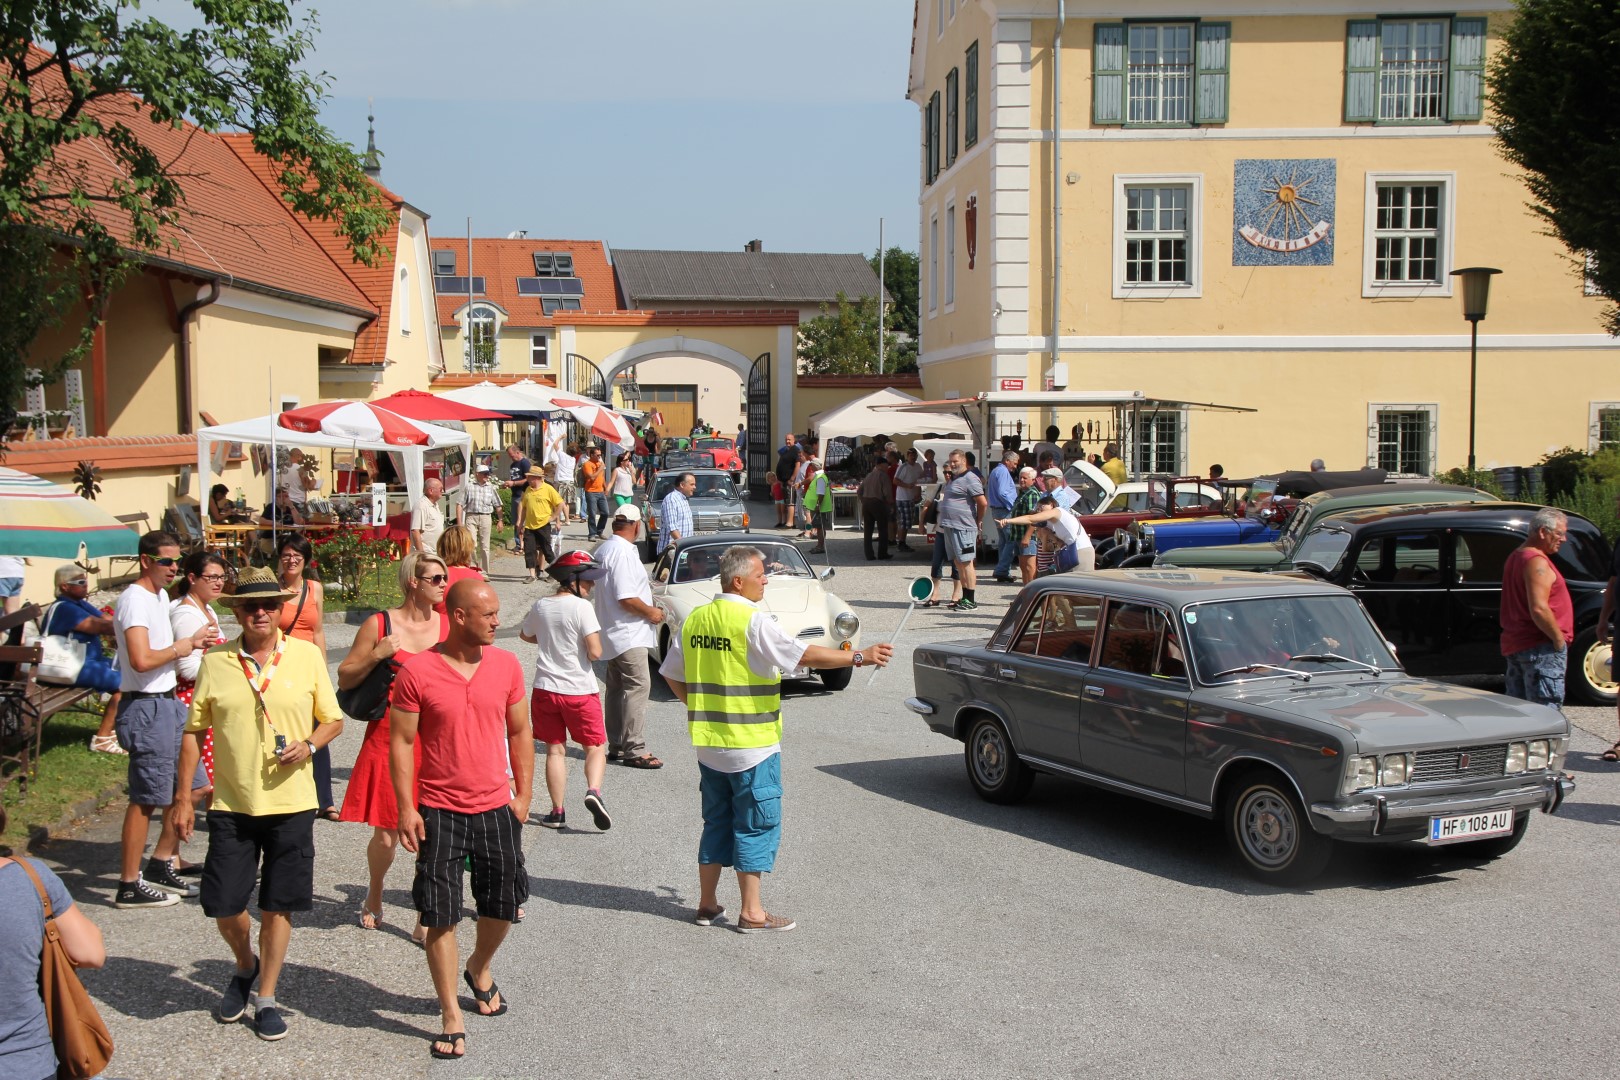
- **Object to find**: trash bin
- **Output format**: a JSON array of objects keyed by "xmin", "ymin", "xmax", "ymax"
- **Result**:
[{"xmin": 1492, "ymin": 467, "xmax": 1522, "ymax": 500}]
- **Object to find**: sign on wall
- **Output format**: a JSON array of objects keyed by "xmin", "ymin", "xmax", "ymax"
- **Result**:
[{"xmin": 1232, "ymin": 158, "xmax": 1336, "ymax": 266}]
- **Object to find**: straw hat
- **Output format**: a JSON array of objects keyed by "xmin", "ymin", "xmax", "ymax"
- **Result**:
[
  {"xmin": 218, "ymin": 566, "xmax": 298, "ymax": 606},
  {"xmin": 525, "ymin": 465, "xmax": 547, "ymax": 479}
]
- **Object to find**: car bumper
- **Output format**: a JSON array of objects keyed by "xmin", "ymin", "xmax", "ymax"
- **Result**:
[
  {"xmin": 1309, "ymin": 774, "xmax": 1574, "ymax": 841},
  {"xmin": 904, "ymin": 696, "xmax": 955, "ymax": 737}
]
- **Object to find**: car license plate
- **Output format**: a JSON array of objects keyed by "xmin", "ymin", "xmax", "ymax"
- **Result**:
[{"xmin": 1428, "ymin": 809, "xmax": 1513, "ymax": 843}]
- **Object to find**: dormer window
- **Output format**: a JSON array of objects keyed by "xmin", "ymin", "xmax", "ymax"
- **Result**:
[{"xmin": 432, "ymin": 250, "xmax": 456, "ymax": 276}]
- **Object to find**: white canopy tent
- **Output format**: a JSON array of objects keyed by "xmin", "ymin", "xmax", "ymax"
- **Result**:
[
  {"xmin": 195, "ymin": 412, "xmax": 473, "ymax": 512},
  {"xmin": 809, "ymin": 387, "xmax": 972, "ymax": 447}
]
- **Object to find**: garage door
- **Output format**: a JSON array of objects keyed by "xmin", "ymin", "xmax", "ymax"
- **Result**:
[{"xmin": 641, "ymin": 385, "xmax": 695, "ymax": 439}]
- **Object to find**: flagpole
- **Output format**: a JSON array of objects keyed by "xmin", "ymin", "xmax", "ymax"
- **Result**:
[{"xmin": 877, "ymin": 218, "xmax": 886, "ymax": 376}]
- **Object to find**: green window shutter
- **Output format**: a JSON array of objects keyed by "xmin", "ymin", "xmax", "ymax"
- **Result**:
[
  {"xmin": 1194, "ymin": 22, "xmax": 1230, "ymax": 124},
  {"xmin": 1093, "ymin": 23, "xmax": 1125, "ymax": 125},
  {"xmin": 946, "ymin": 67, "xmax": 959, "ymax": 166},
  {"xmin": 1448, "ymin": 17, "xmax": 1486, "ymax": 121},
  {"xmin": 965, "ymin": 41, "xmax": 979, "ymax": 148},
  {"xmin": 927, "ymin": 91, "xmax": 941, "ymax": 183},
  {"xmin": 1344, "ymin": 19, "xmax": 1379, "ymax": 123}
]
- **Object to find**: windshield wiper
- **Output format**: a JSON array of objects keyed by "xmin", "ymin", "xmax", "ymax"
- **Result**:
[
  {"xmin": 1208, "ymin": 662, "xmax": 1313, "ymax": 682},
  {"xmin": 1289, "ymin": 652, "xmax": 1383, "ymax": 676}
]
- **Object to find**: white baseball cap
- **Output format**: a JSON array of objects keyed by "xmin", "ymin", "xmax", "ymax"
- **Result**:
[
  {"xmin": 1040, "ymin": 468, "xmax": 1065, "ymax": 479},
  {"xmin": 613, "ymin": 504, "xmax": 643, "ymax": 523},
  {"xmin": 476, "ymin": 463, "xmax": 491, "ymax": 473}
]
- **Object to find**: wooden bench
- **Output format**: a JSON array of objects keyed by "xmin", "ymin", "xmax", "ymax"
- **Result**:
[{"xmin": 0, "ymin": 606, "xmax": 97, "ymax": 802}]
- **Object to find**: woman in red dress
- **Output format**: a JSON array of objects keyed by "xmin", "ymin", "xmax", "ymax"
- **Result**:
[
  {"xmin": 338, "ymin": 551, "xmax": 448, "ymax": 939},
  {"xmin": 274, "ymin": 534, "xmax": 334, "ymax": 817},
  {"xmin": 169, "ymin": 551, "xmax": 229, "ymax": 875}
]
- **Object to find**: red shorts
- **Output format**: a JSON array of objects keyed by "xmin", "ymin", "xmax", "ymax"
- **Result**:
[{"xmin": 530, "ymin": 688, "xmax": 606, "ymax": 747}]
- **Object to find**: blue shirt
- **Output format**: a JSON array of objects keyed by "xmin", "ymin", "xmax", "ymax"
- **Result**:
[
  {"xmin": 1051, "ymin": 485, "xmax": 1079, "ymax": 512},
  {"xmin": 0, "ymin": 858, "xmax": 75, "ymax": 1080},
  {"xmin": 987, "ymin": 463, "xmax": 1017, "ymax": 509},
  {"xmin": 45, "ymin": 595, "xmax": 107, "ymax": 650},
  {"xmin": 659, "ymin": 490, "xmax": 693, "ymax": 553}
]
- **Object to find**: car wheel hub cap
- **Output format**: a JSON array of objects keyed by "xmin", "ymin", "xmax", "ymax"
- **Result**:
[
  {"xmin": 976, "ymin": 731, "xmax": 1005, "ymax": 783},
  {"xmin": 1242, "ymin": 793, "xmax": 1295, "ymax": 867}
]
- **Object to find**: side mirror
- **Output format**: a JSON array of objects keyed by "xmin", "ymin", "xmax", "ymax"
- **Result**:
[
  {"xmin": 818, "ymin": 567, "xmax": 836, "ymax": 580},
  {"xmin": 738, "ymin": 489, "xmax": 750, "ymax": 499}
]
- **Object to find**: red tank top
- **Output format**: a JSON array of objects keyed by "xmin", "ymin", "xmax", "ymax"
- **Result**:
[{"xmin": 1500, "ymin": 546, "xmax": 1572, "ymax": 655}]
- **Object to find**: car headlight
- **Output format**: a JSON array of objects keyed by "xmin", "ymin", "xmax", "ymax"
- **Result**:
[
  {"xmin": 1113, "ymin": 528, "xmax": 1130, "ymax": 546},
  {"xmin": 1378, "ymin": 753, "xmax": 1412, "ymax": 787},
  {"xmin": 833, "ymin": 611, "xmax": 860, "ymax": 641},
  {"xmin": 1526, "ymin": 739, "xmax": 1550, "ymax": 772},
  {"xmin": 1504, "ymin": 742, "xmax": 1528, "ymax": 774},
  {"xmin": 1343, "ymin": 755, "xmax": 1378, "ymax": 794}
]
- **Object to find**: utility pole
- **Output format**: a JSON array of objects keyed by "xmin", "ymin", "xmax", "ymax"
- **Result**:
[{"xmin": 877, "ymin": 218, "xmax": 886, "ymax": 376}]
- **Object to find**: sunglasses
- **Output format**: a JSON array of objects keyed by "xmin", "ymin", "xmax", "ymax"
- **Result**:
[
  {"xmin": 238, "ymin": 601, "xmax": 281, "ymax": 614},
  {"xmin": 64, "ymin": 579, "xmax": 88, "ymax": 587},
  {"xmin": 145, "ymin": 556, "xmax": 180, "ymax": 567},
  {"xmin": 418, "ymin": 574, "xmax": 449, "ymax": 586}
]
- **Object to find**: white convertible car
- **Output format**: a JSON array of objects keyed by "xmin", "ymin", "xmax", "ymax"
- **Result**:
[{"xmin": 648, "ymin": 532, "xmax": 863, "ymax": 691}]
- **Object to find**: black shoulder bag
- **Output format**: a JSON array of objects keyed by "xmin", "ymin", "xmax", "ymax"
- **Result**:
[{"xmin": 336, "ymin": 610, "xmax": 396, "ymax": 722}]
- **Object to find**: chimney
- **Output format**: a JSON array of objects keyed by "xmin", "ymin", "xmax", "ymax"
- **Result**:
[{"xmin": 744, "ymin": 239, "xmax": 763, "ymax": 253}]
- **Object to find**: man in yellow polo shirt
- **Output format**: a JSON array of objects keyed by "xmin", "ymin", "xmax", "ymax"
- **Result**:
[
  {"xmin": 515, "ymin": 465, "xmax": 565, "ymax": 583},
  {"xmin": 170, "ymin": 566, "xmax": 343, "ymax": 1043},
  {"xmin": 660, "ymin": 545, "xmax": 893, "ymax": 933}
]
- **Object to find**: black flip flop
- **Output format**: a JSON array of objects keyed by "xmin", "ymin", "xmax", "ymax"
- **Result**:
[
  {"xmin": 463, "ymin": 969, "xmax": 508, "ymax": 1017},
  {"xmin": 429, "ymin": 1032, "xmax": 466, "ymax": 1059}
]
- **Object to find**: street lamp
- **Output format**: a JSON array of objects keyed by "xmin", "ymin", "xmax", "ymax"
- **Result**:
[{"xmin": 1449, "ymin": 266, "xmax": 1502, "ymax": 475}]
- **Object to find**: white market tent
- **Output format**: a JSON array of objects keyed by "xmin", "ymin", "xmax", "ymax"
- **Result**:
[
  {"xmin": 195, "ymin": 412, "xmax": 473, "ymax": 511},
  {"xmin": 808, "ymin": 387, "xmax": 971, "ymax": 447}
]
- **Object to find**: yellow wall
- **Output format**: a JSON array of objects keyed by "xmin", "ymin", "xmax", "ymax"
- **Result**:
[{"xmin": 627, "ymin": 356, "xmax": 744, "ymax": 433}]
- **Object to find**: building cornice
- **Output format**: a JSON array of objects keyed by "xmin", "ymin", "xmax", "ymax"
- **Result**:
[{"xmin": 920, "ymin": 332, "xmax": 1620, "ymax": 365}]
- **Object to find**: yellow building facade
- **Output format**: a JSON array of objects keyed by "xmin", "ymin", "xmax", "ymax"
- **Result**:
[{"xmin": 910, "ymin": 0, "xmax": 1618, "ymax": 477}]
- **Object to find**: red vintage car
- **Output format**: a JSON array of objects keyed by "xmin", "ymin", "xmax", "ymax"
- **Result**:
[
  {"xmin": 1077, "ymin": 476, "xmax": 1228, "ymax": 540},
  {"xmin": 694, "ymin": 437, "xmax": 745, "ymax": 480}
]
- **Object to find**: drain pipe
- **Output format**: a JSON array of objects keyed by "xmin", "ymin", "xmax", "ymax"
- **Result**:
[
  {"xmin": 176, "ymin": 278, "xmax": 221, "ymax": 435},
  {"xmin": 1049, "ymin": 0, "xmax": 1066, "ymax": 429}
]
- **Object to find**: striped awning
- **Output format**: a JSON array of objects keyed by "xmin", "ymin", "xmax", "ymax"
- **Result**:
[{"xmin": 0, "ymin": 467, "xmax": 140, "ymax": 559}]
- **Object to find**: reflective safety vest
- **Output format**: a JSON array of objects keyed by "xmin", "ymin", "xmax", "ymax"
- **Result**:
[
  {"xmin": 681, "ymin": 598, "xmax": 782, "ymax": 749},
  {"xmin": 806, "ymin": 473, "xmax": 833, "ymax": 513}
]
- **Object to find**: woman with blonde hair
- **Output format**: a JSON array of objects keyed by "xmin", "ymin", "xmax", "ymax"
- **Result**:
[
  {"xmin": 337, "ymin": 550, "xmax": 448, "ymax": 941},
  {"xmin": 434, "ymin": 525, "xmax": 486, "ymax": 616}
]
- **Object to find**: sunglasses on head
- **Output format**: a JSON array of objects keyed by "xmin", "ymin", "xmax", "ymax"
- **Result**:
[
  {"xmin": 418, "ymin": 573, "xmax": 448, "ymax": 586},
  {"xmin": 239, "ymin": 601, "xmax": 281, "ymax": 614}
]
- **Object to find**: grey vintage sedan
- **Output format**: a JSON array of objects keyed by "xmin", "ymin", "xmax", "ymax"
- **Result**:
[{"xmin": 905, "ymin": 570, "xmax": 1574, "ymax": 883}]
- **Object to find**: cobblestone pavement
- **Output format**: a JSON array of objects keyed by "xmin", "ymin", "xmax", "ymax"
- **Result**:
[{"xmin": 36, "ymin": 518, "xmax": 1620, "ymax": 1079}]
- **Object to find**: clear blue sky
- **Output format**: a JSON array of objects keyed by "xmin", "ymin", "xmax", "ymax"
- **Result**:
[{"xmin": 303, "ymin": 0, "xmax": 922, "ymax": 256}]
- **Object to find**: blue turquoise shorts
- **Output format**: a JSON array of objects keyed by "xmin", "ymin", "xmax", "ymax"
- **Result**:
[
  {"xmin": 1504, "ymin": 640, "xmax": 1566, "ymax": 711},
  {"xmin": 697, "ymin": 753, "xmax": 783, "ymax": 873}
]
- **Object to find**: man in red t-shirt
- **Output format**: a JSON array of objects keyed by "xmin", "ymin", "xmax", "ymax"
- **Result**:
[
  {"xmin": 392, "ymin": 579, "xmax": 531, "ymax": 1062},
  {"xmin": 1500, "ymin": 507, "xmax": 1574, "ymax": 709}
]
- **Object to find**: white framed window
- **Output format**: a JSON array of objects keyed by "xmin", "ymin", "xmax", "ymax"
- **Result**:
[
  {"xmin": 1130, "ymin": 410, "xmax": 1187, "ymax": 475},
  {"xmin": 928, "ymin": 212, "xmax": 940, "ymax": 314},
  {"xmin": 1362, "ymin": 172, "xmax": 1454, "ymax": 298},
  {"xmin": 1378, "ymin": 19, "xmax": 1448, "ymax": 122},
  {"xmin": 530, "ymin": 333, "xmax": 550, "ymax": 370},
  {"xmin": 1127, "ymin": 23, "xmax": 1194, "ymax": 125},
  {"xmin": 1590, "ymin": 402, "xmax": 1620, "ymax": 453},
  {"xmin": 396, "ymin": 267, "xmax": 410, "ymax": 335},
  {"xmin": 466, "ymin": 305, "xmax": 499, "ymax": 372},
  {"xmin": 1368, "ymin": 403, "xmax": 1437, "ymax": 477},
  {"xmin": 1113, "ymin": 174, "xmax": 1202, "ymax": 299},
  {"xmin": 945, "ymin": 202, "xmax": 957, "ymax": 309}
]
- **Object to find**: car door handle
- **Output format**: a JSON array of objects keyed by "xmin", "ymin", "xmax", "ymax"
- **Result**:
[
  {"xmin": 996, "ymin": 666, "xmax": 1017, "ymax": 680},
  {"xmin": 1084, "ymin": 685, "xmax": 1105, "ymax": 697}
]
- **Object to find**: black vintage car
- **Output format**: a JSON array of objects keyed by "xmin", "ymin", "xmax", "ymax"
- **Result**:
[{"xmin": 1287, "ymin": 503, "xmax": 1614, "ymax": 705}]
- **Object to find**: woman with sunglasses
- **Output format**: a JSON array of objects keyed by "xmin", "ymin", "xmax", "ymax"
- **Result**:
[
  {"xmin": 337, "ymin": 551, "xmax": 449, "ymax": 941},
  {"xmin": 167, "ymin": 551, "xmax": 230, "ymax": 874},
  {"xmin": 275, "ymin": 535, "xmax": 336, "ymax": 820}
]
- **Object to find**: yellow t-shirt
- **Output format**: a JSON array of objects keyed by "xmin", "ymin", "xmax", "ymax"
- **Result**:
[
  {"xmin": 520, "ymin": 482, "xmax": 564, "ymax": 530},
  {"xmin": 1101, "ymin": 457, "xmax": 1128, "ymax": 486},
  {"xmin": 186, "ymin": 633, "xmax": 342, "ymax": 815}
]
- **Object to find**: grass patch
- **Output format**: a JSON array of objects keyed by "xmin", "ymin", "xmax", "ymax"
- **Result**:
[{"xmin": 1, "ymin": 702, "xmax": 126, "ymax": 849}]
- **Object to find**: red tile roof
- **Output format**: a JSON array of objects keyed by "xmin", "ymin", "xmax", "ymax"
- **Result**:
[
  {"xmin": 23, "ymin": 45, "xmax": 374, "ymax": 318},
  {"xmin": 429, "ymin": 238, "xmax": 619, "ymax": 328},
  {"xmin": 220, "ymin": 133, "xmax": 401, "ymax": 365}
]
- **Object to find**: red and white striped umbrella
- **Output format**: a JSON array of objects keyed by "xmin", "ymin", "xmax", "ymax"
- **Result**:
[
  {"xmin": 550, "ymin": 395, "xmax": 635, "ymax": 446},
  {"xmin": 277, "ymin": 400, "xmax": 431, "ymax": 446}
]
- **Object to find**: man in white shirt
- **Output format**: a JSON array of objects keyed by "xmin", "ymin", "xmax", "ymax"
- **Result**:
[
  {"xmin": 278, "ymin": 448, "xmax": 318, "ymax": 510},
  {"xmin": 410, "ymin": 477, "xmax": 446, "ymax": 554},
  {"xmin": 550, "ymin": 442, "xmax": 579, "ymax": 525},
  {"xmin": 592, "ymin": 505, "xmax": 666, "ymax": 769},
  {"xmin": 113, "ymin": 532, "xmax": 216, "ymax": 910},
  {"xmin": 892, "ymin": 448, "xmax": 923, "ymax": 552}
]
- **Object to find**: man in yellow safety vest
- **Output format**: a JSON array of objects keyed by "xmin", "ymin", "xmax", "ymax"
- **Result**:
[{"xmin": 659, "ymin": 545, "xmax": 893, "ymax": 933}]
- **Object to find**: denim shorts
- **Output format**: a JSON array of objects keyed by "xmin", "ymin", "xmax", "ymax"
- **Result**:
[
  {"xmin": 115, "ymin": 695, "xmax": 200, "ymax": 806},
  {"xmin": 697, "ymin": 753, "xmax": 783, "ymax": 874},
  {"xmin": 0, "ymin": 576, "xmax": 21, "ymax": 598},
  {"xmin": 1504, "ymin": 640, "xmax": 1567, "ymax": 711}
]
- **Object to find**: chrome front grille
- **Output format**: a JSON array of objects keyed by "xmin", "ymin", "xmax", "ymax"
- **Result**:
[
  {"xmin": 1410, "ymin": 743, "xmax": 1508, "ymax": 784},
  {"xmin": 797, "ymin": 627, "xmax": 825, "ymax": 639}
]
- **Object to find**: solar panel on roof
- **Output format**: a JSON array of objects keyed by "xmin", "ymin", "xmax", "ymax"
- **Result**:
[
  {"xmin": 515, "ymin": 277, "xmax": 584, "ymax": 296},
  {"xmin": 434, "ymin": 277, "xmax": 485, "ymax": 295}
]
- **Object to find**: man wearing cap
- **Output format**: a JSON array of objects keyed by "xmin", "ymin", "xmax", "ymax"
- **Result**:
[
  {"xmin": 171, "ymin": 566, "xmax": 343, "ymax": 1041},
  {"xmin": 456, "ymin": 464, "xmax": 501, "ymax": 573},
  {"xmin": 1041, "ymin": 468, "xmax": 1078, "ymax": 512},
  {"xmin": 515, "ymin": 466, "xmax": 564, "ymax": 583},
  {"xmin": 593, "ymin": 505, "xmax": 665, "ymax": 769}
]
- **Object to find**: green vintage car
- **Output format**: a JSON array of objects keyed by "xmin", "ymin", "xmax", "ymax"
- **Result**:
[{"xmin": 1153, "ymin": 483, "xmax": 1497, "ymax": 571}]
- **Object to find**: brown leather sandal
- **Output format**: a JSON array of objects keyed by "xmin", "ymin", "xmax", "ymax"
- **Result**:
[{"xmin": 620, "ymin": 753, "xmax": 664, "ymax": 769}]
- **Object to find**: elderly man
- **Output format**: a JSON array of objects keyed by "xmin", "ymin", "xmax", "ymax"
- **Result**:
[
  {"xmin": 936, "ymin": 450, "xmax": 987, "ymax": 611},
  {"xmin": 660, "ymin": 546, "xmax": 893, "ymax": 932},
  {"xmin": 516, "ymin": 466, "xmax": 564, "ymax": 582},
  {"xmin": 171, "ymin": 566, "xmax": 343, "ymax": 1042},
  {"xmin": 1099, "ymin": 443, "xmax": 1127, "ymax": 487},
  {"xmin": 393, "ymin": 580, "xmax": 532, "ymax": 1062},
  {"xmin": 1500, "ymin": 507, "xmax": 1574, "ymax": 710},
  {"xmin": 857, "ymin": 458, "xmax": 894, "ymax": 561},
  {"xmin": 1040, "ymin": 467, "xmax": 1079, "ymax": 512},
  {"xmin": 411, "ymin": 477, "xmax": 446, "ymax": 554},
  {"xmin": 893, "ymin": 447, "xmax": 923, "ymax": 552},
  {"xmin": 988, "ymin": 449, "xmax": 1022, "ymax": 583},
  {"xmin": 803, "ymin": 459, "xmax": 834, "ymax": 555},
  {"xmin": 456, "ymin": 464, "xmax": 501, "ymax": 572},
  {"xmin": 594, "ymin": 505, "xmax": 665, "ymax": 769},
  {"xmin": 45, "ymin": 565, "xmax": 123, "ymax": 752},
  {"xmin": 659, "ymin": 472, "xmax": 696, "ymax": 555}
]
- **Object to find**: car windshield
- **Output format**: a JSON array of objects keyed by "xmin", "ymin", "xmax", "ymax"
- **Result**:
[
  {"xmin": 1184, "ymin": 594, "xmax": 1399, "ymax": 684},
  {"xmin": 695, "ymin": 439, "xmax": 731, "ymax": 451},
  {"xmin": 1292, "ymin": 526, "xmax": 1353, "ymax": 575},
  {"xmin": 1276, "ymin": 491, "xmax": 1329, "ymax": 550},
  {"xmin": 672, "ymin": 542, "xmax": 812, "ymax": 583},
  {"xmin": 654, "ymin": 474, "xmax": 738, "ymax": 500}
]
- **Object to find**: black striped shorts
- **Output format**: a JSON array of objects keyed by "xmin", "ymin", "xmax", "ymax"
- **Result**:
[{"xmin": 412, "ymin": 804, "xmax": 529, "ymax": 927}]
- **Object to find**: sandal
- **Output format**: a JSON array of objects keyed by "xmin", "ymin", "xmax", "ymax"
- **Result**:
[
  {"xmin": 319, "ymin": 807, "xmax": 341, "ymax": 821},
  {"xmin": 89, "ymin": 734, "xmax": 127, "ymax": 755},
  {"xmin": 359, "ymin": 906, "xmax": 384, "ymax": 931},
  {"xmin": 429, "ymin": 1032, "xmax": 466, "ymax": 1059},
  {"xmin": 1602, "ymin": 742, "xmax": 1620, "ymax": 763},
  {"xmin": 620, "ymin": 753, "xmax": 664, "ymax": 770},
  {"xmin": 463, "ymin": 968, "xmax": 508, "ymax": 1017}
]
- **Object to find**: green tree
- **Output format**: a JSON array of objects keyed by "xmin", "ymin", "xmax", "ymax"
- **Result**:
[
  {"xmin": 797, "ymin": 291, "xmax": 906, "ymax": 376},
  {"xmin": 1, "ymin": 2, "xmax": 393, "ymax": 424},
  {"xmin": 1490, "ymin": 0, "xmax": 1620, "ymax": 333},
  {"xmin": 869, "ymin": 246, "xmax": 919, "ymax": 371}
]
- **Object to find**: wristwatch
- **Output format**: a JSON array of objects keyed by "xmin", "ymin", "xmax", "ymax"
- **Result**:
[
  {"xmin": 304, "ymin": 740, "xmax": 316, "ymax": 757},
  {"xmin": 852, "ymin": 651, "xmax": 864, "ymax": 668}
]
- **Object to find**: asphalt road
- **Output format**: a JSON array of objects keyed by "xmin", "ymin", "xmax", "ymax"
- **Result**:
[{"xmin": 38, "ymin": 524, "xmax": 1620, "ymax": 1080}]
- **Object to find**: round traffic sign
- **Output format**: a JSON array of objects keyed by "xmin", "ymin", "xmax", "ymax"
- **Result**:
[{"xmin": 908, "ymin": 577, "xmax": 933, "ymax": 603}]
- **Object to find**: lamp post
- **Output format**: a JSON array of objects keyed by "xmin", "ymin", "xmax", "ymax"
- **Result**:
[{"xmin": 1449, "ymin": 266, "xmax": 1501, "ymax": 475}]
